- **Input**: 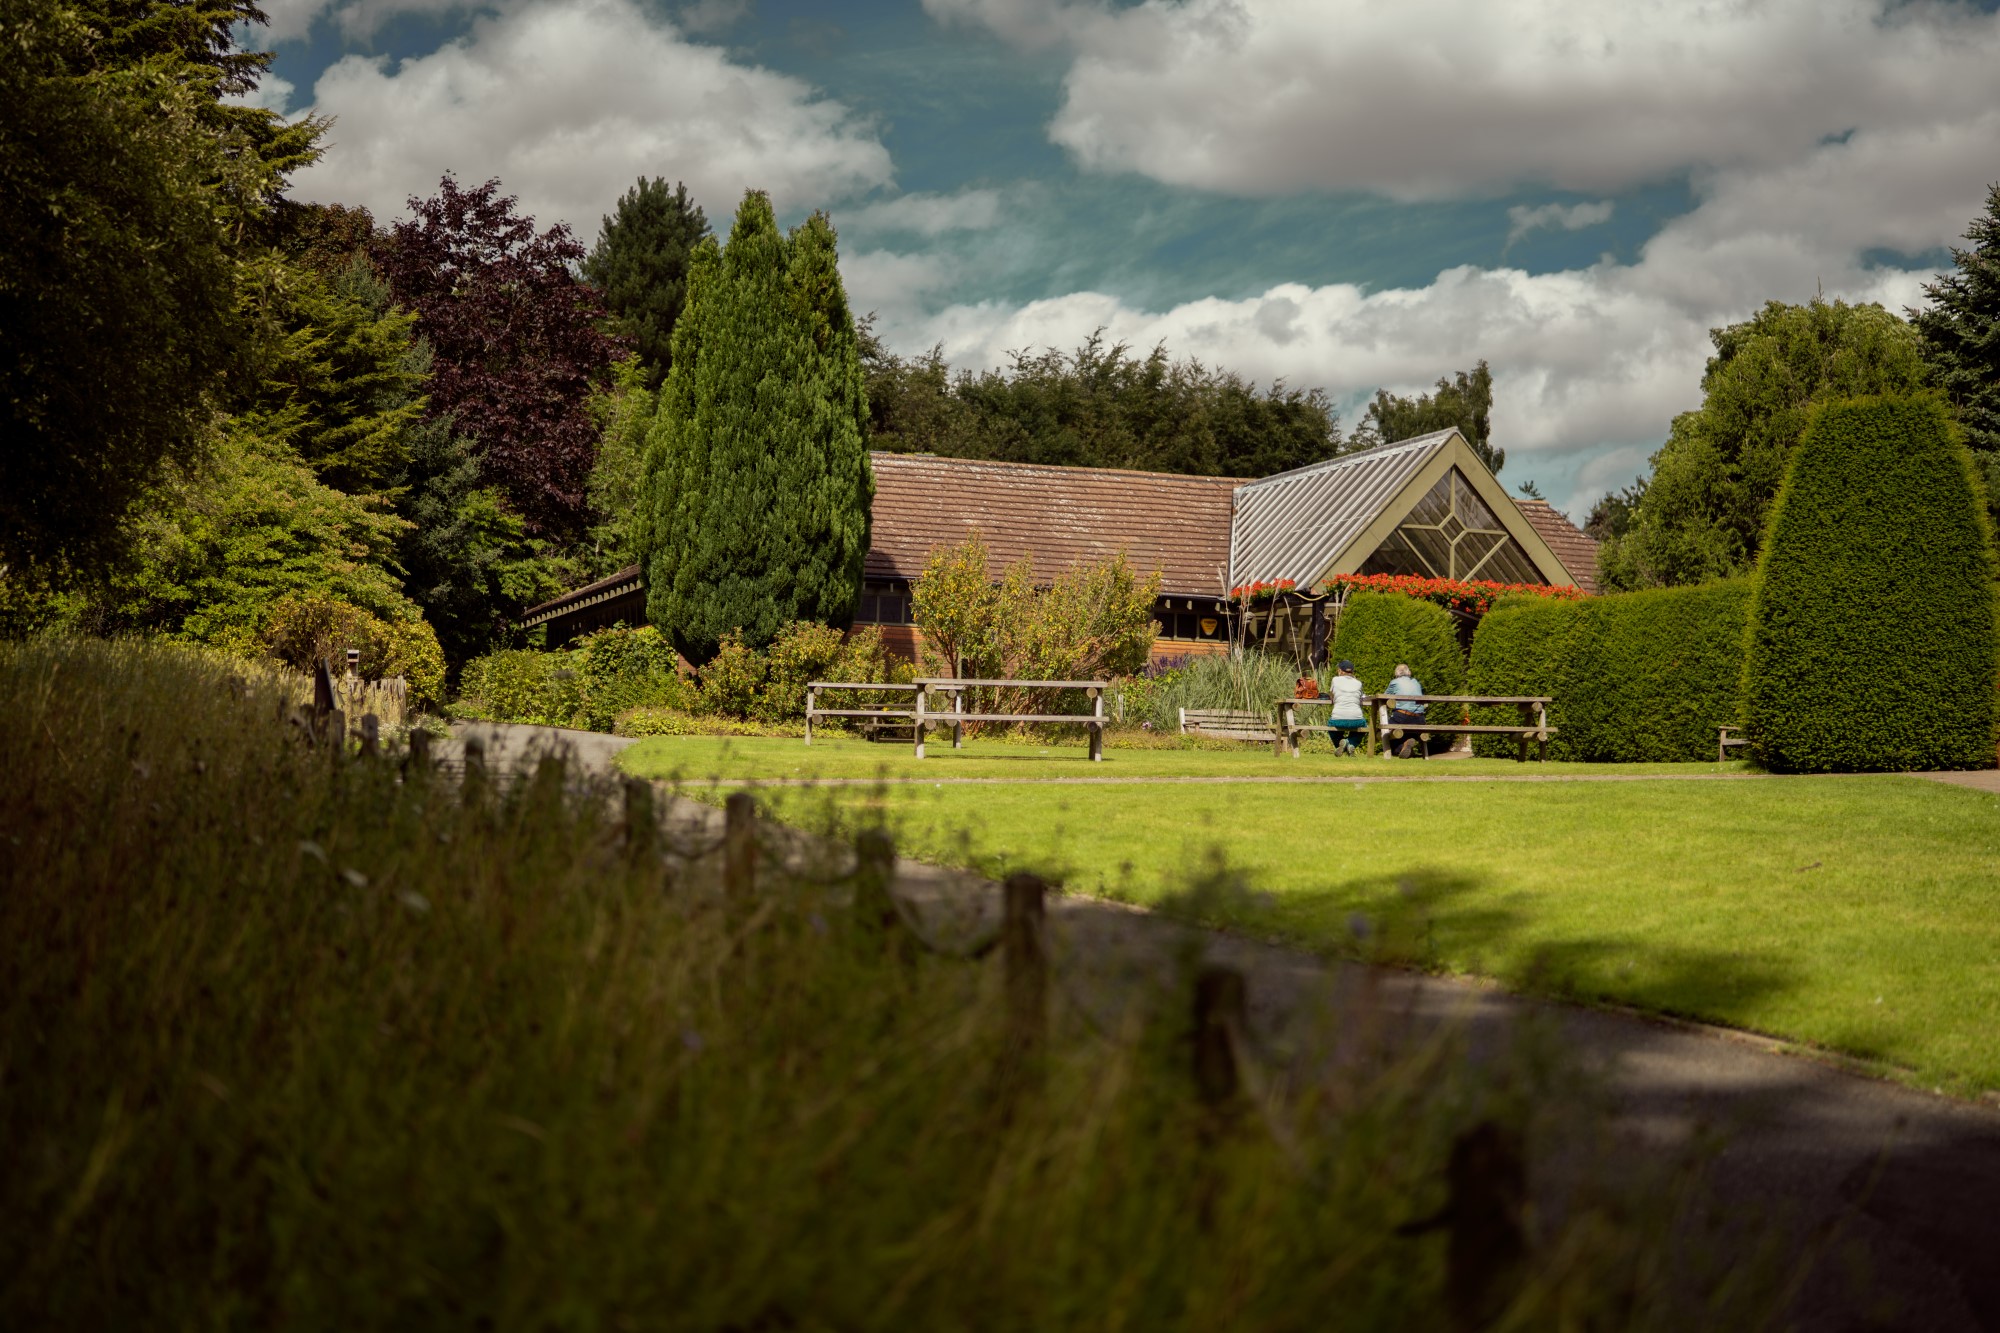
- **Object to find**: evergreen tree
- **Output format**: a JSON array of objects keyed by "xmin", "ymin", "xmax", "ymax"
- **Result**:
[
  {"xmin": 1913, "ymin": 182, "xmax": 2000, "ymax": 525},
  {"xmin": 1358, "ymin": 360, "xmax": 1501, "ymax": 473},
  {"xmin": 583, "ymin": 178, "xmax": 710, "ymax": 388},
  {"xmin": 638, "ymin": 192, "xmax": 872, "ymax": 665}
]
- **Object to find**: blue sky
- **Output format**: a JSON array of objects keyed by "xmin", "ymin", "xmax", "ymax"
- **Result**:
[{"xmin": 254, "ymin": 0, "xmax": 2000, "ymax": 515}]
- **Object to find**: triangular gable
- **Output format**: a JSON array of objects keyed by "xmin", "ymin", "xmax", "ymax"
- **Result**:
[{"xmin": 1228, "ymin": 429, "xmax": 1577, "ymax": 589}]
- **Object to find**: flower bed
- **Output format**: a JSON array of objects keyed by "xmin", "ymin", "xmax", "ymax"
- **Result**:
[{"xmin": 1321, "ymin": 573, "xmax": 1585, "ymax": 617}]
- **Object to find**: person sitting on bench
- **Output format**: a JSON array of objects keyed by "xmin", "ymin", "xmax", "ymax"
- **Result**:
[
  {"xmin": 1383, "ymin": 663, "xmax": 1427, "ymax": 758},
  {"xmin": 1327, "ymin": 660, "xmax": 1367, "ymax": 755}
]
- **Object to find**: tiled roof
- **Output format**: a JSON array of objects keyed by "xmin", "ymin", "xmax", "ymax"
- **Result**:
[
  {"xmin": 1228, "ymin": 430, "xmax": 1455, "ymax": 586},
  {"xmin": 1514, "ymin": 499, "xmax": 1601, "ymax": 594},
  {"xmin": 867, "ymin": 451, "xmax": 1242, "ymax": 595}
]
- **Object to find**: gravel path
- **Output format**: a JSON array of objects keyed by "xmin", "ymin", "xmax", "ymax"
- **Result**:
[{"xmin": 448, "ymin": 722, "xmax": 2000, "ymax": 1332}]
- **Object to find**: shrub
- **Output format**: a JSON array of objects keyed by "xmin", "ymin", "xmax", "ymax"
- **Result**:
[
  {"xmin": 1745, "ymin": 396, "xmax": 1999, "ymax": 772},
  {"xmin": 612, "ymin": 706, "xmax": 805, "ymax": 739},
  {"xmin": 574, "ymin": 624, "xmax": 689, "ymax": 731},
  {"xmin": 454, "ymin": 647, "xmax": 583, "ymax": 727},
  {"xmin": 1328, "ymin": 591, "xmax": 1467, "ymax": 710},
  {"xmin": 1136, "ymin": 650, "xmax": 1298, "ymax": 731},
  {"xmin": 1467, "ymin": 583, "xmax": 1755, "ymax": 761},
  {"xmin": 262, "ymin": 594, "xmax": 447, "ymax": 709},
  {"xmin": 695, "ymin": 622, "xmax": 912, "ymax": 723}
]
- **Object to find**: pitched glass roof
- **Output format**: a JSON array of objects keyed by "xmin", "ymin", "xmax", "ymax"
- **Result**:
[{"xmin": 1227, "ymin": 429, "xmax": 1456, "ymax": 586}]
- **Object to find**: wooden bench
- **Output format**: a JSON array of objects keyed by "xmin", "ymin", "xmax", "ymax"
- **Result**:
[
  {"xmin": 804, "ymin": 682, "xmax": 919, "ymax": 746},
  {"xmin": 913, "ymin": 678, "xmax": 1110, "ymax": 761},
  {"xmin": 1717, "ymin": 725, "xmax": 1751, "ymax": 765},
  {"xmin": 1178, "ymin": 708, "xmax": 1280, "ymax": 746},
  {"xmin": 1275, "ymin": 695, "xmax": 1558, "ymax": 761}
]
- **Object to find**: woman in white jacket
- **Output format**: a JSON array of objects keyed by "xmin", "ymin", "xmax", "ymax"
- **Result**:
[{"xmin": 1326, "ymin": 659, "xmax": 1368, "ymax": 756}]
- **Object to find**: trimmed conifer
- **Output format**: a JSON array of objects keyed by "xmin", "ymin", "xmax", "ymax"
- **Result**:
[
  {"xmin": 638, "ymin": 192, "xmax": 873, "ymax": 665},
  {"xmin": 1744, "ymin": 395, "xmax": 1998, "ymax": 772}
]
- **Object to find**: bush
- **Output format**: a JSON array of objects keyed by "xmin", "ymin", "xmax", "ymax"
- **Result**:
[
  {"xmin": 1745, "ymin": 396, "xmax": 1999, "ymax": 772},
  {"xmin": 1329, "ymin": 592, "xmax": 1467, "ymax": 717},
  {"xmin": 574, "ymin": 625, "xmax": 690, "ymax": 731},
  {"xmin": 612, "ymin": 707, "xmax": 806, "ymax": 739},
  {"xmin": 262, "ymin": 594, "xmax": 447, "ymax": 709},
  {"xmin": 698, "ymin": 622, "xmax": 913, "ymax": 724},
  {"xmin": 455, "ymin": 648, "xmax": 583, "ymax": 727},
  {"xmin": 1467, "ymin": 583, "xmax": 1755, "ymax": 761}
]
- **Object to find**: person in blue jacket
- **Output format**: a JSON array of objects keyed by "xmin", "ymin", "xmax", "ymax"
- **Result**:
[{"xmin": 1383, "ymin": 663, "xmax": 1427, "ymax": 758}]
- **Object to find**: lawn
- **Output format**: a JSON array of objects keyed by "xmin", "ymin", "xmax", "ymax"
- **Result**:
[
  {"xmin": 622, "ymin": 735, "xmax": 2000, "ymax": 1094},
  {"xmin": 620, "ymin": 731, "xmax": 1747, "ymax": 783}
]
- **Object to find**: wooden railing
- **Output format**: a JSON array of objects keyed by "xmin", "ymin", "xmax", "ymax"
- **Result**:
[{"xmin": 803, "ymin": 678, "xmax": 1111, "ymax": 760}]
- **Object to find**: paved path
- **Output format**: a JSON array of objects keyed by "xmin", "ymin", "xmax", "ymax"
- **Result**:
[
  {"xmin": 1922, "ymin": 769, "xmax": 2000, "ymax": 794},
  {"xmin": 690, "ymin": 771, "xmax": 1848, "ymax": 788},
  {"xmin": 448, "ymin": 722, "xmax": 2000, "ymax": 1332}
]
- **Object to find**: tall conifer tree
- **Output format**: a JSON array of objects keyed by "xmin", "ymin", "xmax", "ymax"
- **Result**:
[{"xmin": 638, "ymin": 192, "xmax": 872, "ymax": 665}]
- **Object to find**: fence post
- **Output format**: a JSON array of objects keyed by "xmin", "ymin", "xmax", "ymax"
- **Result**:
[
  {"xmin": 1089, "ymin": 687, "xmax": 1104, "ymax": 762},
  {"xmin": 913, "ymin": 686, "xmax": 928, "ymax": 760},
  {"xmin": 804, "ymin": 685, "xmax": 815, "ymax": 746},
  {"xmin": 1003, "ymin": 872, "xmax": 1047, "ymax": 1056},
  {"xmin": 624, "ymin": 776, "xmax": 657, "ymax": 865},
  {"xmin": 358, "ymin": 713, "xmax": 380, "ymax": 759},
  {"xmin": 724, "ymin": 792, "xmax": 758, "ymax": 896},
  {"xmin": 852, "ymin": 827, "xmax": 900, "ymax": 940},
  {"xmin": 462, "ymin": 737, "xmax": 487, "ymax": 804},
  {"xmin": 405, "ymin": 725, "xmax": 431, "ymax": 779},
  {"xmin": 1193, "ymin": 965, "xmax": 1246, "ymax": 1112},
  {"xmin": 328, "ymin": 708, "xmax": 346, "ymax": 758}
]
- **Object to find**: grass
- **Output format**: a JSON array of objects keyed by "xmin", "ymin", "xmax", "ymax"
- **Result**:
[
  {"xmin": 0, "ymin": 637, "xmax": 1782, "ymax": 1328},
  {"xmin": 623, "ymin": 731, "xmax": 1748, "ymax": 783},
  {"xmin": 623, "ymin": 735, "xmax": 2000, "ymax": 1094}
]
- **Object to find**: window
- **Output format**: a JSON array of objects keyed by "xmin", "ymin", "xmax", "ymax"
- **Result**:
[
  {"xmin": 1359, "ymin": 468, "xmax": 1547, "ymax": 585},
  {"xmin": 855, "ymin": 581, "xmax": 914, "ymax": 625}
]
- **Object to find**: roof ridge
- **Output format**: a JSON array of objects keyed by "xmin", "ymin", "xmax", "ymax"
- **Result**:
[{"xmin": 1232, "ymin": 429, "xmax": 1455, "ymax": 493}]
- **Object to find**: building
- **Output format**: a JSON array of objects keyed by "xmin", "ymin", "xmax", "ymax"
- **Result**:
[{"xmin": 521, "ymin": 427, "xmax": 1598, "ymax": 659}]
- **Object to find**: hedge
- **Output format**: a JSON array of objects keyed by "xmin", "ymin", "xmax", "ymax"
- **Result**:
[
  {"xmin": 1466, "ymin": 582, "xmax": 1756, "ymax": 761},
  {"xmin": 1745, "ymin": 396, "xmax": 1998, "ymax": 772},
  {"xmin": 1329, "ymin": 592, "xmax": 1467, "ymax": 734}
]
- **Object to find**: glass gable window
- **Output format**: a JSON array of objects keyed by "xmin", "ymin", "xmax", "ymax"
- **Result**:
[{"xmin": 1357, "ymin": 468, "xmax": 1546, "ymax": 585}]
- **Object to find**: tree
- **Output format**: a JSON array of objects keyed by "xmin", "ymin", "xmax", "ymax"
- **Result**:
[
  {"xmin": 1599, "ymin": 299, "xmax": 1928, "ymax": 589},
  {"xmin": 1358, "ymin": 361, "xmax": 1501, "ymax": 473},
  {"xmin": 860, "ymin": 325, "xmax": 1344, "ymax": 477},
  {"xmin": 1, "ymin": 0, "xmax": 252, "ymax": 571},
  {"xmin": 1583, "ymin": 478, "xmax": 1646, "ymax": 543},
  {"xmin": 582, "ymin": 178, "xmax": 710, "ymax": 388},
  {"xmin": 1913, "ymin": 182, "xmax": 2000, "ymax": 525},
  {"xmin": 584, "ymin": 356, "xmax": 658, "ymax": 576},
  {"xmin": 1743, "ymin": 396, "xmax": 1996, "ymax": 772},
  {"xmin": 638, "ymin": 192, "xmax": 873, "ymax": 665},
  {"xmin": 375, "ymin": 176, "xmax": 620, "ymax": 540}
]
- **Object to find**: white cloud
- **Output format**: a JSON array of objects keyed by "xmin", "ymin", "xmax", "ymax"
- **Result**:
[
  {"xmin": 226, "ymin": 70, "xmax": 297, "ymax": 113},
  {"xmin": 258, "ymin": 0, "xmax": 335, "ymax": 42},
  {"xmin": 841, "ymin": 189, "xmax": 1005, "ymax": 237},
  {"xmin": 1505, "ymin": 200, "xmax": 1613, "ymax": 249},
  {"xmin": 929, "ymin": 0, "xmax": 2000, "ymax": 202},
  {"xmin": 294, "ymin": 0, "xmax": 893, "ymax": 236},
  {"xmin": 871, "ymin": 117, "xmax": 1981, "ymax": 517}
]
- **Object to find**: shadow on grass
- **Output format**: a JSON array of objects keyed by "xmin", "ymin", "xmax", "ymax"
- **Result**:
[{"xmin": 1144, "ymin": 864, "xmax": 1804, "ymax": 1033}]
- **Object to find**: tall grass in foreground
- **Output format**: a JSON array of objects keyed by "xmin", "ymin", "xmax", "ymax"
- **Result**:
[{"xmin": 0, "ymin": 638, "xmax": 1781, "ymax": 1329}]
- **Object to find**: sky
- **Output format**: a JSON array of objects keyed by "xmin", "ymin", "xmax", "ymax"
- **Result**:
[{"xmin": 250, "ymin": 0, "xmax": 2000, "ymax": 517}]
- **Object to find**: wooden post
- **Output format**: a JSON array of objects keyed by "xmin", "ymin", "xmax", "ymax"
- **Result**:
[
  {"xmin": 1088, "ymin": 687, "xmax": 1104, "ymax": 762},
  {"xmin": 1279, "ymin": 700, "xmax": 1294, "ymax": 758},
  {"xmin": 804, "ymin": 685, "xmax": 815, "ymax": 746},
  {"xmin": 913, "ymin": 686, "xmax": 928, "ymax": 759},
  {"xmin": 1003, "ymin": 872, "xmax": 1047, "ymax": 1055},
  {"xmin": 462, "ymin": 737, "xmax": 487, "ymax": 803},
  {"xmin": 623, "ymin": 776, "xmax": 656, "ymax": 864},
  {"xmin": 1193, "ymin": 965, "xmax": 1246, "ymax": 1110},
  {"xmin": 724, "ymin": 792, "xmax": 757, "ymax": 896},
  {"xmin": 1309, "ymin": 598, "xmax": 1329, "ymax": 668},
  {"xmin": 1368, "ymin": 701, "xmax": 1381, "ymax": 757},
  {"xmin": 1536, "ymin": 701, "xmax": 1549, "ymax": 762},
  {"xmin": 405, "ymin": 725, "xmax": 431, "ymax": 779},
  {"xmin": 358, "ymin": 713, "xmax": 380, "ymax": 759},
  {"xmin": 1517, "ymin": 702, "xmax": 1531, "ymax": 763},
  {"xmin": 328, "ymin": 708, "xmax": 346, "ymax": 757},
  {"xmin": 852, "ymin": 827, "xmax": 900, "ymax": 940},
  {"xmin": 952, "ymin": 685, "xmax": 964, "ymax": 750}
]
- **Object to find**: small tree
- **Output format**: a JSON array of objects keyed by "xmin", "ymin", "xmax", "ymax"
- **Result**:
[
  {"xmin": 1744, "ymin": 396, "xmax": 1997, "ymax": 772},
  {"xmin": 638, "ymin": 192, "xmax": 872, "ymax": 665}
]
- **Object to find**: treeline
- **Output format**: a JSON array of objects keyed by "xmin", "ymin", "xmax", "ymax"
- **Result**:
[{"xmin": 1589, "ymin": 188, "xmax": 2000, "ymax": 590}]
